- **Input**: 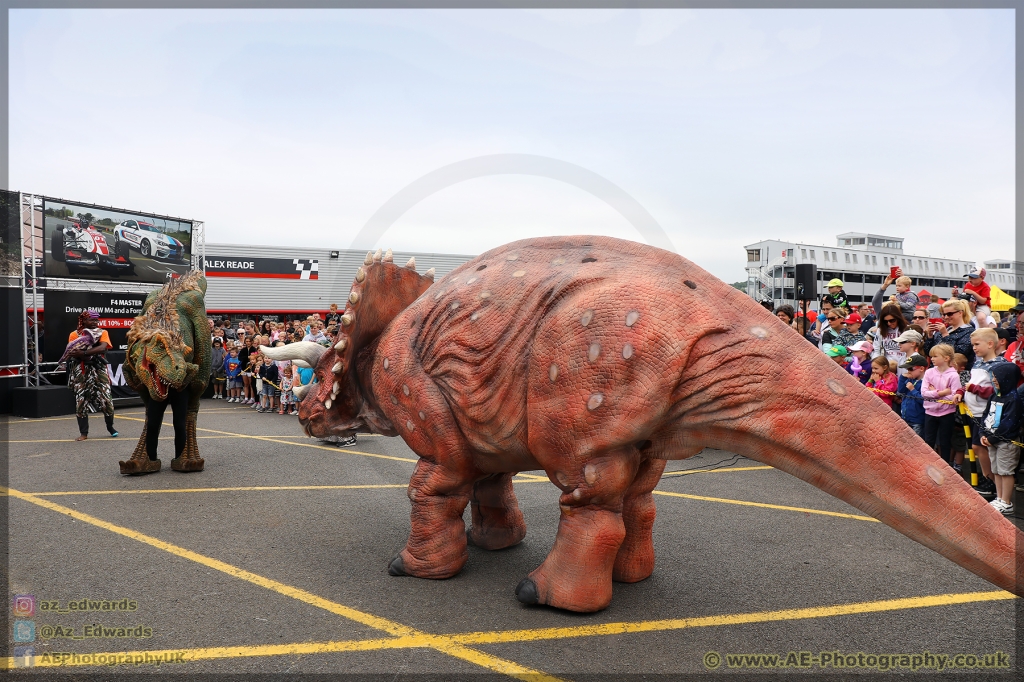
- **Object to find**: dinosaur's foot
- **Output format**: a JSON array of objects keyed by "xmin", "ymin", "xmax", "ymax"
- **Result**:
[
  {"xmin": 515, "ymin": 577, "xmax": 539, "ymax": 605},
  {"xmin": 387, "ymin": 547, "xmax": 465, "ymax": 580},
  {"xmin": 119, "ymin": 459, "xmax": 161, "ymax": 476},
  {"xmin": 171, "ymin": 457, "xmax": 205, "ymax": 472}
]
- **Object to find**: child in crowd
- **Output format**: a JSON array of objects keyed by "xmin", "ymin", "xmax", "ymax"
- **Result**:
[
  {"xmin": 979, "ymin": 363, "xmax": 1021, "ymax": 515},
  {"xmin": 897, "ymin": 354, "xmax": 927, "ymax": 438},
  {"xmin": 824, "ymin": 344, "xmax": 849, "ymax": 370},
  {"xmin": 957, "ymin": 328, "xmax": 1009, "ymax": 498},
  {"xmin": 889, "ymin": 276, "xmax": 920, "ymax": 321},
  {"xmin": 257, "ymin": 354, "xmax": 279, "ymax": 414},
  {"xmin": 279, "ymin": 364, "xmax": 296, "ymax": 415},
  {"xmin": 950, "ymin": 352, "xmax": 971, "ymax": 471},
  {"xmin": 848, "ymin": 340, "xmax": 873, "ymax": 384},
  {"xmin": 921, "ymin": 344, "xmax": 961, "ymax": 466},
  {"xmin": 867, "ymin": 356, "xmax": 898, "ymax": 408},
  {"xmin": 211, "ymin": 339, "xmax": 226, "ymax": 399},
  {"xmin": 224, "ymin": 348, "xmax": 242, "ymax": 402},
  {"xmin": 822, "ymin": 279, "xmax": 849, "ymax": 311}
]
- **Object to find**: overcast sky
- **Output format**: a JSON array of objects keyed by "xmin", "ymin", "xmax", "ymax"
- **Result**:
[{"xmin": 9, "ymin": 8, "xmax": 1014, "ymax": 284}]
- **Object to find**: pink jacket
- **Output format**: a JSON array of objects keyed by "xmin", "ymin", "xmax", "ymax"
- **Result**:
[
  {"xmin": 867, "ymin": 373, "xmax": 898, "ymax": 407},
  {"xmin": 921, "ymin": 367, "xmax": 961, "ymax": 417}
]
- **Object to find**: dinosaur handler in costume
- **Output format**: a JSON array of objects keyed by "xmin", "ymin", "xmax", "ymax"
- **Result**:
[
  {"xmin": 67, "ymin": 309, "xmax": 119, "ymax": 441},
  {"xmin": 120, "ymin": 272, "xmax": 211, "ymax": 474}
]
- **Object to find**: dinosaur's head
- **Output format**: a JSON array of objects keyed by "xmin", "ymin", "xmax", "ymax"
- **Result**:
[
  {"xmin": 127, "ymin": 331, "xmax": 197, "ymax": 401},
  {"xmin": 262, "ymin": 249, "xmax": 434, "ymax": 441}
]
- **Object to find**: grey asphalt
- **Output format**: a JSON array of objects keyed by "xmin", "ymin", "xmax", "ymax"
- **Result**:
[{"xmin": 5, "ymin": 399, "xmax": 1021, "ymax": 679}]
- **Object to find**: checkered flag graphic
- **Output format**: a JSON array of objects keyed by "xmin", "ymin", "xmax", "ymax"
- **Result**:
[{"xmin": 293, "ymin": 259, "xmax": 319, "ymax": 280}]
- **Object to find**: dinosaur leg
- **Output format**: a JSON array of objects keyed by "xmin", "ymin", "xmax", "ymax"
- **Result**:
[
  {"xmin": 171, "ymin": 389, "xmax": 204, "ymax": 472},
  {"xmin": 516, "ymin": 453, "xmax": 638, "ymax": 612},
  {"xmin": 389, "ymin": 458, "xmax": 472, "ymax": 579},
  {"xmin": 467, "ymin": 473, "xmax": 526, "ymax": 550},
  {"xmin": 119, "ymin": 395, "xmax": 162, "ymax": 475},
  {"xmin": 613, "ymin": 458, "xmax": 666, "ymax": 583}
]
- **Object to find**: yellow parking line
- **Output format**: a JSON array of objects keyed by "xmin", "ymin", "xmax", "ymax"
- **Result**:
[
  {"xmin": 661, "ymin": 465, "xmax": 773, "ymax": 478},
  {"xmin": 6, "ymin": 412, "xmax": 145, "ymax": 423},
  {"xmin": 4, "ymin": 590, "xmax": 1012, "ymax": 670},
  {"xmin": 445, "ymin": 590, "xmax": 1014, "ymax": 645},
  {"xmin": 652, "ymin": 490, "xmax": 879, "ymax": 522},
  {"xmin": 3, "ymin": 487, "xmax": 562, "ymax": 682},
  {"xmin": 31, "ymin": 484, "xmax": 410, "ymax": 496}
]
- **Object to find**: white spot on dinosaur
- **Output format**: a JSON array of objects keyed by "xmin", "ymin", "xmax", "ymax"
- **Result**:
[
  {"xmin": 587, "ymin": 393, "xmax": 604, "ymax": 410},
  {"xmin": 479, "ymin": 291, "xmax": 491, "ymax": 299},
  {"xmin": 552, "ymin": 258, "xmax": 566, "ymax": 265},
  {"xmin": 622, "ymin": 343, "xmax": 634, "ymax": 360},
  {"xmin": 926, "ymin": 465, "xmax": 944, "ymax": 485},
  {"xmin": 383, "ymin": 358, "xmax": 389, "ymax": 369},
  {"xmin": 403, "ymin": 384, "xmax": 410, "ymax": 396},
  {"xmin": 750, "ymin": 326, "xmax": 768, "ymax": 339},
  {"xmin": 827, "ymin": 378, "xmax": 847, "ymax": 396},
  {"xmin": 467, "ymin": 276, "xmax": 478, "ymax": 284},
  {"xmin": 584, "ymin": 463, "xmax": 599, "ymax": 485},
  {"xmin": 626, "ymin": 311, "xmax": 640, "ymax": 327},
  {"xmin": 507, "ymin": 254, "xmax": 519, "ymax": 261},
  {"xmin": 512, "ymin": 270, "xmax": 526, "ymax": 278},
  {"xmin": 589, "ymin": 343, "xmax": 601, "ymax": 362},
  {"xmin": 581, "ymin": 310, "xmax": 594, "ymax": 326},
  {"xmin": 549, "ymin": 363, "xmax": 558, "ymax": 382},
  {"xmin": 418, "ymin": 411, "xmax": 426, "ymax": 420},
  {"xmin": 406, "ymin": 420, "xmax": 415, "ymax": 432}
]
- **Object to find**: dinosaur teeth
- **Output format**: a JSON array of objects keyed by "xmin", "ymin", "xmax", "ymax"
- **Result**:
[
  {"xmin": 373, "ymin": 248, "xmax": 382, "ymax": 263},
  {"xmin": 334, "ymin": 338, "xmax": 347, "ymax": 352},
  {"xmin": 332, "ymin": 362, "xmax": 343, "ymax": 373},
  {"xmin": 364, "ymin": 252, "xmax": 374, "ymax": 266},
  {"xmin": 355, "ymin": 267, "xmax": 366, "ymax": 282},
  {"xmin": 405, "ymin": 257, "xmax": 416, "ymax": 270},
  {"xmin": 324, "ymin": 398, "xmax": 332, "ymax": 410},
  {"xmin": 383, "ymin": 248, "xmax": 393, "ymax": 263},
  {"xmin": 349, "ymin": 291, "xmax": 360, "ymax": 305},
  {"xmin": 332, "ymin": 381, "xmax": 340, "ymax": 395},
  {"xmin": 424, "ymin": 268, "xmax": 435, "ymax": 280},
  {"xmin": 341, "ymin": 313, "xmax": 354, "ymax": 326}
]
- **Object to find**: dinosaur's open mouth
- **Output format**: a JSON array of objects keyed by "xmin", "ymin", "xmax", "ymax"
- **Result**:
[{"xmin": 148, "ymin": 362, "xmax": 167, "ymax": 399}]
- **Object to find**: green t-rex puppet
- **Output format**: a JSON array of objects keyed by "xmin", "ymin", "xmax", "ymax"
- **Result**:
[{"xmin": 120, "ymin": 271, "xmax": 211, "ymax": 474}]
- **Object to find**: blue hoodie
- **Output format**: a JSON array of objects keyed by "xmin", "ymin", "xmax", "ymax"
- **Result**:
[{"xmin": 898, "ymin": 374, "xmax": 925, "ymax": 425}]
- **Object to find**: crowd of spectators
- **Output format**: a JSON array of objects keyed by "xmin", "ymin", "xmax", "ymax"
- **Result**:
[
  {"xmin": 774, "ymin": 266, "xmax": 1024, "ymax": 516},
  {"xmin": 207, "ymin": 313, "xmax": 335, "ymax": 415}
]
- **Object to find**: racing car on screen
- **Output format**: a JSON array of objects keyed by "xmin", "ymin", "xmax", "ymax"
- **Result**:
[
  {"xmin": 50, "ymin": 219, "xmax": 134, "ymax": 277},
  {"xmin": 112, "ymin": 220, "xmax": 186, "ymax": 262}
]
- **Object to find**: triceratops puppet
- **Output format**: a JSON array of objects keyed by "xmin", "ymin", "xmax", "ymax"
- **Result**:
[{"xmin": 263, "ymin": 236, "xmax": 1022, "ymax": 613}]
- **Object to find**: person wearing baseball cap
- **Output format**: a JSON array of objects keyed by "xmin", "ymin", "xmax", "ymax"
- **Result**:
[
  {"xmin": 895, "ymin": 329, "xmax": 926, "ymax": 371},
  {"xmin": 842, "ymin": 312, "xmax": 866, "ymax": 343},
  {"xmin": 822, "ymin": 278, "xmax": 849, "ymax": 312},
  {"xmin": 953, "ymin": 266, "xmax": 992, "ymax": 320},
  {"xmin": 897, "ymin": 354, "xmax": 928, "ymax": 437},
  {"xmin": 847, "ymin": 340, "xmax": 874, "ymax": 384}
]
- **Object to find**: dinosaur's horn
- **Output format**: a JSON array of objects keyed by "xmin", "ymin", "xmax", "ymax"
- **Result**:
[
  {"xmin": 259, "ymin": 342, "xmax": 326, "ymax": 367},
  {"xmin": 291, "ymin": 382, "xmax": 311, "ymax": 400}
]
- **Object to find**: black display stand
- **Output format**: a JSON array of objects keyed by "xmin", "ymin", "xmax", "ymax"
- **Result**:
[{"xmin": 11, "ymin": 385, "xmax": 76, "ymax": 418}]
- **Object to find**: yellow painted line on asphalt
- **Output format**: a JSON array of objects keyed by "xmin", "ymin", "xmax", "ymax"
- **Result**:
[
  {"xmin": 31, "ymin": 484, "xmax": 409, "ymax": 496},
  {"xmin": 114, "ymin": 414, "xmax": 418, "ymax": 464},
  {"xmin": 4, "ymin": 590, "xmax": 1013, "ymax": 670},
  {"xmin": 9, "ymin": 436, "xmax": 304, "ymax": 443},
  {"xmin": 652, "ymin": 490, "xmax": 879, "ymax": 522},
  {"xmin": 445, "ymin": 590, "xmax": 1015, "ymax": 645},
  {"xmin": 661, "ymin": 465, "xmax": 773, "ymax": 478},
  {"xmin": 3, "ymin": 487, "xmax": 562, "ymax": 682},
  {"xmin": 6, "ymin": 412, "xmax": 145, "ymax": 423}
]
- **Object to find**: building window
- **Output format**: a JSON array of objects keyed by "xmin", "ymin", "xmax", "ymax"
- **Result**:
[
  {"xmin": 809, "ymin": 249, "xmax": 815, "ymax": 259},
  {"xmin": 832, "ymin": 252, "xmax": 837, "ymax": 261},
  {"xmin": 801, "ymin": 249, "xmax": 807, "ymax": 259},
  {"xmin": 845, "ymin": 253, "xmax": 850, "ymax": 263},
  {"xmin": 852, "ymin": 254, "xmax": 858, "ymax": 264},
  {"xmin": 872, "ymin": 255, "xmax": 877, "ymax": 265},
  {"xmin": 918, "ymin": 260, "xmax": 923, "ymax": 269},
  {"xmin": 746, "ymin": 249, "xmax": 761, "ymax": 262}
]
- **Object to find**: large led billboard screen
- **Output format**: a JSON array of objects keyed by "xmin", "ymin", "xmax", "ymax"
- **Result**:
[{"xmin": 42, "ymin": 199, "xmax": 194, "ymax": 283}]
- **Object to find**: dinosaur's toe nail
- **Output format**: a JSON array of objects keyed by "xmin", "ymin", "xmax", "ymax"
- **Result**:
[
  {"xmin": 515, "ymin": 577, "xmax": 539, "ymax": 605},
  {"xmin": 388, "ymin": 555, "xmax": 406, "ymax": 577}
]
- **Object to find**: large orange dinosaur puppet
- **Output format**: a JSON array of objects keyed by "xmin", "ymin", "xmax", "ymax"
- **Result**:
[{"xmin": 263, "ymin": 236, "xmax": 1022, "ymax": 613}]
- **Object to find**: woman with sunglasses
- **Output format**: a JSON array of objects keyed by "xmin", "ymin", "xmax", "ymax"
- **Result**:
[
  {"xmin": 820, "ymin": 309, "xmax": 855, "ymax": 349},
  {"xmin": 927, "ymin": 298, "xmax": 976, "ymax": 370},
  {"xmin": 870, "ymin": 302, "xmax": 908, "ymax": 369}
]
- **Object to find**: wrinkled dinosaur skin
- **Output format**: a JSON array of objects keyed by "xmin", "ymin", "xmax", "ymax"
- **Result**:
[
  {"xmin": 299, "ymin": 236, "xmax": 1023, "ymax": 613},
  {"xmin": 121, "ymin": 272, "xmax": 211, "ymax": 474}
]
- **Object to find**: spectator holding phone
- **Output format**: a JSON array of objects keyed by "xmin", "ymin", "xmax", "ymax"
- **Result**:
[{"xmin": 927, "ymin": 299, "xmax": 975, "ymax": 370}]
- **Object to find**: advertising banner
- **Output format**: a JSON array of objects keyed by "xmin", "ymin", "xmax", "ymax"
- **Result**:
[
  {"xmin": 104, "ymin": 350, "xmax": 136, "ymax": 399},
  {"xmin": 204, "ymin": 256, "xmax": 318, "ymax": 279},
  {"xmin": 44, "ymin": 290, "xmax": 147, "ymax": 362},
  {"xmin": 43, "ymin": 199, "xmax": 193, "ymax": 283}
]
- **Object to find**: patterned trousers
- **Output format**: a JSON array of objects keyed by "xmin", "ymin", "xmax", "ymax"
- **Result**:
[{"xmin": 69, "ymin": 360, "xmax": 114, "ymax": 419}]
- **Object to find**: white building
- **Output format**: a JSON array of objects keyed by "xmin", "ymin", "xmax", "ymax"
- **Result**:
[
  {"xmin": 982, "ymin": 259, "xmax": 1024, "ymax": 303},
  {"xmin": 744, "ymin": 232, "xmax": 978, "ymax": 309}
]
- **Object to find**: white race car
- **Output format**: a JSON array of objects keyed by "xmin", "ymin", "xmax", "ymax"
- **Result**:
[{"xmin": 113, "ymin": 220, "xmax": 186, "ymax": 262}]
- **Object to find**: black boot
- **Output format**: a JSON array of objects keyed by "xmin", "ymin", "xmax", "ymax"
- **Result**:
[
  {"xmin": 105, "ymin": 413, "xmax": 119, "ymax": 437},
  {"xmin": 76, "ymin": 415, "xmax": 88, "ymax": 440}
]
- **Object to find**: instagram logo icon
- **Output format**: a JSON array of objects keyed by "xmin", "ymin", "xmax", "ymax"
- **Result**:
[{"xmin": 12, "ymin": 595, "xmax": 35, "ymax": 618}]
